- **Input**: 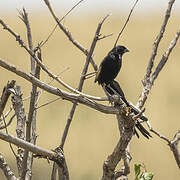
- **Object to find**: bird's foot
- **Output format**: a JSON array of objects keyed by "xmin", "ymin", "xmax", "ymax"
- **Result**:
[{"xmin": 125, "ymin": 106, "xmax": 131, "ymax": 116}]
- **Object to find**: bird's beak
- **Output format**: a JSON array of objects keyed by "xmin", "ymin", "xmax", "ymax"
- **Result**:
[{"xmin": 125, "ymin": 48, "xmax": 130, "ymax": 53}]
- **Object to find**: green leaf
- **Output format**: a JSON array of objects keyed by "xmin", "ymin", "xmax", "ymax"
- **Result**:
[
  {"xmin": 134, "ymin": 164, "xmax": 141, "ymax": 180},
  {"xmin": 141, "ymin": 172, "xmax": 154, "ymax": 180}
]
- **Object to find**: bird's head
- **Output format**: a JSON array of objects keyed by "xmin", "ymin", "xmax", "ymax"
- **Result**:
[{"xmin": 111, "ymin": 45, "xmax": 129, "ymax": 55}]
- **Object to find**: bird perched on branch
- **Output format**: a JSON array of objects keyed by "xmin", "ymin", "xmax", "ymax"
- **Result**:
[
  {"xmin": 105, "ymin": 80, "xmax": 152, "ymax": 139},
  {"xmin": 95, "ymin": 45, "xmax": 129, "ymax": 85}
]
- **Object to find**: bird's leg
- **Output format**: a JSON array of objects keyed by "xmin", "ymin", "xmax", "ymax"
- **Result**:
[
  {"xmin": 102, "ymin": 84, "xmax": 114, "ymax": 105},
  {"xmin": 106, "ymin": 84, "xmax": 131, "ymax": 115}
]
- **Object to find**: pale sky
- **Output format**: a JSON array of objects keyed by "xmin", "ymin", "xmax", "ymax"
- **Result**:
[{"xmin": 0, "ymin": 0, "xmax": 180, "ymax": 16}]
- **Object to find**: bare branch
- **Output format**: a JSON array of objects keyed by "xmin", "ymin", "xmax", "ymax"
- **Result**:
[
  {"xmin": 0, "ymin": 153, "xmax": 17, "ymax": 180},
  {"xmin": 145, "ymin": 0, "xmax": 176, "ymax": 79},
  {"xmin": 36, "ymin": 97, "xmax": 61, "ymax": 110},
  {"xmin": 0, "ymin": 106, "xmax": 13, "ymax": 122},
  {"xmin": 0, "ymin": 131, "xmax": 67, "ymax": 169},
  {"xmin": 114, "ymin": 144, "xmax": 131, "ymax": 179},
  {"xmin": 0, "ymin": 58, "xmax": 119, "ymax": 114},
  {"xmin": 2, "ymin": 114, "xmax": 17, "ymax": 159},
  {"xmin": 0, "ymin": 80, "xmax": 16, "ymax": 118},
  {"xmin": 19, "ymin": 8, "xmax": 35, "ymax": 74},
  {"xmin": 114, "ymin": 0, "xmax": 139, "ymax": 47},
  {"xmin": 0, "ymin": 19, "xmax": 105, "ymax": 101},
  {"xmin": 151, "ymin": 27, "xmax": 180, "ymax": 83},
  {"xmin": 102, "ymin": 114, "xmax": 135, "ymax": 180},
  {"xmin": 60, "ymin": 14, "xmax": 111, "ymax": 149},
  {"xmin": 18, "ymin": 8, "xmax": 41, "ymax": 179},
  {"xmin": 0, "ymin": 113, "xmax": 15, "ymax": 130},
  {"xmin": 137, "ymin": 27, "xmax": 180, "ymax": 109},
  {"xmin": 11, "ymin": 85, "xmax": 26, "ymax": 177},
  {"xmin": 146, "ymin": 121, "xmax": 180, "ymax": 168}
]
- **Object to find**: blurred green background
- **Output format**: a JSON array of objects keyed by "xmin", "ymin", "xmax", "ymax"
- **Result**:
[{"xmin": 0, "ymin": 0, "xmax": 180, "ymax": 179}]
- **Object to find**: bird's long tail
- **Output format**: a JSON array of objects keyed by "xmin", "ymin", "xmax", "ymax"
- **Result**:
[{"xmin": 104, "ymin": 80, "xmax": 152, "ymax": 139}]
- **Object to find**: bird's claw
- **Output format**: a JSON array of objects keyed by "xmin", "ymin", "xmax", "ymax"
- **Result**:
[{"xmin": 125, "ymin": 106, "xmax": 131, "ymax": 116}]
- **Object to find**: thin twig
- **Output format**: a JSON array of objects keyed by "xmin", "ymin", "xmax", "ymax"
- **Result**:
[
  {"xmin": 41, "ymin": 0, "xmax": 85, "ymax": 47},
  {"xmin": 36, "ymin": 67, "xmax": 70, "ymax": 103},
  {"xmin": 114, "ymin": 0, "xmax": 139, "ymax": 47},
  {"xmin": 36, "ymin": 97, "xmax": 61, "ymax": 110},
  {"xmin": 43, "ymin": 0, "xmax": 98, "ymax": 71},
  {"xmin": 0, "ymin": 113, "xmax": 15, "ymax": 130},
  {"xmin": 146, "ymin": 121, "xmax": 180, "ymax": 168},
  {"xmin": 2, "ymin": 114, "xmax": 17, "ymax": 158},
  {"xmin": 0, "ymin": 106, "xmax": 13, "ymax": 122}
]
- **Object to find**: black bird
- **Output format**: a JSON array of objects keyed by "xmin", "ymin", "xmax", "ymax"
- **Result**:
[
  {"xmin": 95, "ymin": 45, "xmax": 129, "ymax": 85},
  {"xmin": 105, "ymin": 80, "xmax": 152, "ymax": 139}
]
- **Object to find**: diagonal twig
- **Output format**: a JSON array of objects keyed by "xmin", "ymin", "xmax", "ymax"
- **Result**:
[
  {"xmin": 41, "ymin": 0, "xmax": 85, "ymax": 48},
  {"xmin": 146, "ymin": 121, "xmax": 180, "ymax": 169},
  {"xmin": 43, "ymin": 0, "xmax": 98, "ymax": 72},
  {"xmin": 114, "ymin": 0, "xmax": 139, "ymax": 47}
]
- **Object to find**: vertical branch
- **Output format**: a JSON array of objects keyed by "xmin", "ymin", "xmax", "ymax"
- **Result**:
[
  {"xmin": 19, "ymin": 8, "xmax": 41, "ymax": 180},
  {"xmin": 19, "ymin": 8, "xmax": 35, "ymax": 74},
  {"xmin": 145, "ymin": 0, "xmax": 176, "ymax": 79},
  {"xmin": 137, "ymin": 27, "xmax": 180, "ymax": 109},
  {"xmin": 50, "ymin": 14, "xmax": 110, "ymax": 180},
  {"xmin": 151, "ymin": 27, "xmax": 180, "ymax": 83},
  {"xmin": 11, "ymin": 86, "xmax": 26, "ymax": 177},
  {"xmin": 102, "ymin": 114, "xmax": 134, "ymax": 180},
  {"xmin": 60, "ymin": 14, "xmax": 110, "ymax": 149}
]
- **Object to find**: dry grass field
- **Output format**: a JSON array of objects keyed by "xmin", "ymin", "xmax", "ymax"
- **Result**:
[{"xmin": 0, "ymin": 11, "xmax": 180, "ymax": 180}]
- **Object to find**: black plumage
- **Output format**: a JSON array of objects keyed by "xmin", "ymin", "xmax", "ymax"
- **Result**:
[
  {"xmin": 105, "ymin": 80, "xmax": 152, "ymax": 139},
  {"xmin": 95, "ymin": 45, "xmax": 129, "ymax": 85}
]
